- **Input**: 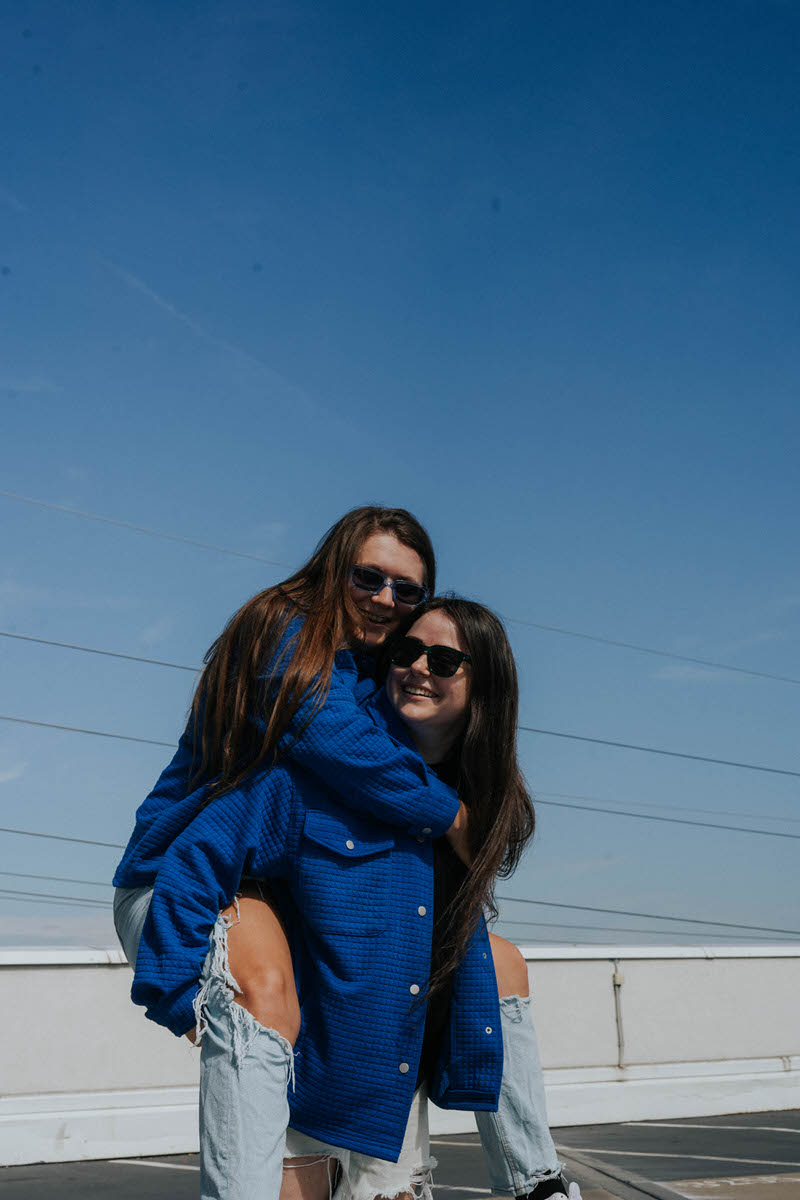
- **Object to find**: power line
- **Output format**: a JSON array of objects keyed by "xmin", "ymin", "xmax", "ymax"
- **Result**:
[
  {"xmin": 0, "ymin": 826, "xmax": 124, "ymax": 849},
  {"xmin": 496, "ymin": 894, "xmax": 800, "ymax": 937},
  {"xmin": 533, "ymin": 797, "xmax": 800, "ymax": 840},
  {"xmin": 0, "ymin": 714, "xmax": 174, "ymax": 748},
  {"xmin": 0, "ymin": 821, "xmax": 795, "ymax": 937},
  {"xmin": 505, "ymin": 615, "xmax": 800, "ymax": 686},
  {"xmin": 0, "ymin": 870, "xmax": 112, "ymax": 888},
  {"xmin": 494, "ymin": 916, "xmax": 800, "ymax": 942},
  {"xmin": 519, "ymin": 725, "xmax": 800, "ymax": 778},
  {"xmin": 501, "ymin": 926, "xmax": 796, "ymax": 945},
  {"xmin": 0, "ymin": 631, "xmax": 198, "ymax": 672},
  {"xmin": 7, "ymin": 623, "xmax": 798, "ymax": 702},
  {"xmin": 3, "ymin": 488, "xmax": 797, "ymax": 687},
  {"xmin": 0, "ymin": 886, "xmax": 112, "ymax": 908},
  {"xmin": 3, "ymin": 709, "xmax": 798, "ymax": 781},
  {"xmin": 538, "ymin": 791, "xmax": 800, "ymax": 826},
  {"xmin": 0, "ymin": 489, "xmax": 288, "ymax": 567},
  {"xmin": 9, "ymin": 871, "xmax": 776, "ymax": 925},
  {"xmin": 0, "ymin": 893, "xmax": 115, "ymax": 913}
]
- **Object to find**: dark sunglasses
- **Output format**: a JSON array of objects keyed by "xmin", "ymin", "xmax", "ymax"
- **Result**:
[
  {"xmin": 390, "ymin": 635, "xmax": 472, "ymax": 679},
  {"xmin": 350, "ymin": 565, "xmax": 428, "ymax": 608}
]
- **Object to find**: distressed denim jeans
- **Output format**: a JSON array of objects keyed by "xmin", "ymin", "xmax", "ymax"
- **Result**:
[
  {"xmin": 115, "ymin": 888, "xmax": 561, "ymax": 1199},
  {"xmin": 114, "ymin": 886, "xmax": 294, "ymax": 1200},
  {"xmin": 475, "ymin": 994, "xmax": 564, "ymax": 1196},
  {"xmin": 286, "ymin": 994, "xmax": 563, "ymax": 1200}
]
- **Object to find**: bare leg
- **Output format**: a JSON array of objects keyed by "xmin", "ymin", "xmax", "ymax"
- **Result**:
[
  {"xmin": 476, "ymin": 934, "xmax": 565, "ymax": 1198},
  {"xmin": 489, "ymin": 931, "xmax": 531, "ymax": 999},
  {"xmin": 280, "ymin": 1155, "xmax": 338, "ymax": 1200},
  {"xmin": 187, "ymin": 880, "xmax": 301, "ymax": 1046}
]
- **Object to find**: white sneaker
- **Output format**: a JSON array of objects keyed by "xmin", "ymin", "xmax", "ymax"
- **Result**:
[
  {"xmin": 549, "ymin": 1183, "xmax": 583, "ymax": 1200},
  {"xmin": 520, "ymin": 1179, "xmax": 582, "ymax": 1200}
]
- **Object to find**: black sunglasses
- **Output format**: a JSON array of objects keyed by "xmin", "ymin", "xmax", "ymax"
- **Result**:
[
  {"xmin": 350, "ymin": 565, "xmax": 428, "ymax": 608},
  {"xmin": 390, "ymin": 635, "xmax": 472, "ymax": 679}
]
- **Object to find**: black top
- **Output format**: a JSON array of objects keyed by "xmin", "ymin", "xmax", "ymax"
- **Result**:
[{"xmin": 415, "ymin": 755, "xmax": 468, "ymax": 1089}]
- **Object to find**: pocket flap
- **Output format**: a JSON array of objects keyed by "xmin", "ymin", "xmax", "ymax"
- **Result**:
[{"xmin": 302, "ymin": 809, "xmax": 394, "ymax": 858}]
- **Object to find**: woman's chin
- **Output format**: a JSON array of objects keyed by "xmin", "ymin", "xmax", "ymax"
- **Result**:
[
  {"xmin": 357, "ymin": 625, "xmax": 390, "ymax": 649},
  {"xmin": 394, "ymin": 696, "xmax": 435, "ymax": 724}
]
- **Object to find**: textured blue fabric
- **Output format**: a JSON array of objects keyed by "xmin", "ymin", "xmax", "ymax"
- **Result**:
[
  {"xmin": 113, "ymin": 618, "xmax": 460, "ymax": 890},
  {"xmin": 130, "ymin": 690, "xmax": 503, "ymax": 1162}
]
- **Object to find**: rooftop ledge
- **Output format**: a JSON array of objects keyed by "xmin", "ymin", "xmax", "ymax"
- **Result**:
[{"xmin": 1, "ymin": 944, "xmax": 800, "ymax": 966}]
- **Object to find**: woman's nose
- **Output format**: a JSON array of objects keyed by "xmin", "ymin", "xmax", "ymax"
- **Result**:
[
  {"xmin": 410, "ymin": 653, "xmax": 430, "ymax": 674},
  {"xmin": 372, "ymin": 583, "xmax": 395, "ymax": 608}
]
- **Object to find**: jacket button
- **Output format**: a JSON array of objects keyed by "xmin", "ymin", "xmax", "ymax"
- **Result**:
[
  {"xmin": 417, "ymin": 906, "xmax": 427, "ymax": 916},
  {"xmin": 416, "ymin": 836, "xmax": 425, "ymax": 844},
  {"xmin": 485, "ymin": 1026, "xmax": 492, "ymax": 1034},
  {"xmin": 409, "ymin": 984, "xmax": 420, "ymax": 995},
  {"xmin": 345, "ymin": 840, "xmax": 355, "ymax": 850},
  {"xmin": 399, "ymin": 1062, "xmax": 410, "ymax": 1074},
  {"xmin": 422, "ymin": 827, "xmax": 432, "ymax": 835}
]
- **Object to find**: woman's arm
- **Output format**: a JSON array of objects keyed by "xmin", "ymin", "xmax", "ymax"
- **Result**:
[
  {"xmin": 274, "ymin": 661, "xmax": 461, "ymax": 838},
  {"xmin": 253, "ymin": 623, "xmax": 461, "ymax": 838}
]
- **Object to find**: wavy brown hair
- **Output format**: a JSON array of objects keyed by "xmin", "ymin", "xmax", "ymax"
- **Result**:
[
  {"xmin": 189, "ymin": 506, "xmax": 436, "ymax": 801},
  {"xmin": 384, "ymin": 596, "xmax": 536, "ymax": 1000}
]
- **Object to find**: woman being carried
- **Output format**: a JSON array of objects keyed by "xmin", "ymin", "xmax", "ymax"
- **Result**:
[{"xmin": 113, "ymin": 508, "xmax": 572, "ymax": 1200}]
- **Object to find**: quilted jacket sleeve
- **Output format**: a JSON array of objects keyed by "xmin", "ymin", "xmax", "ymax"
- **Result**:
[
  {"xmin": 131, "ymin": 772, "xmax": 292, "ymax": 1037},
  {"xmin": 260, "ymin": 620, "xmax": 460, "ymax": 838},
  {"xmin": 277, "ymin": 662, "xmax": 460, "ymax": 838}
]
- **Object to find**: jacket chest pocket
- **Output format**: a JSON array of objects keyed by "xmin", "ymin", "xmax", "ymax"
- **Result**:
[{"xmin": 296, "ymin": 809, "xmax": 394, "ymax": 936}]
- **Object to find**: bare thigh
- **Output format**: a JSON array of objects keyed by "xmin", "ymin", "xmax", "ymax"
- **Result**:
[{"xmin": 220, "ymin": 880, "xmax": 302, "ymax": 1044}]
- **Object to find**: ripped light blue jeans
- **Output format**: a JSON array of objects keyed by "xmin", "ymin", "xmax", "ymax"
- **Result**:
[
  {"xmin": 114, "ymin": 886, "xmax": 562, "ymax": 1199},
  {"xmin": 114, "ymin": 886, "xmax": 294, "ymax": 1200},
  {"xmin": 476, "ymin": 993, "xmax": 564, "ymax": 1196}
]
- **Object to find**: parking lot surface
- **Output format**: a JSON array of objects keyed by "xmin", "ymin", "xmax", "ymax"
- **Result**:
[{"xmin": 1, "ymin": 1110, "xmax": 798, "ymax": 1199}]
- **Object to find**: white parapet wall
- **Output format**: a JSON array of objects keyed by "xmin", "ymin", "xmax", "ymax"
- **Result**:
[{"xmin": 1, "ymin": 945, "xmax": 799, "ymax": 1165}]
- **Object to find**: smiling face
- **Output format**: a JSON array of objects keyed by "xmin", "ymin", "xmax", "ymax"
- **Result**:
[
  {"xmin": 348, "ymin": 531, "xmax": 427, "ymax": 649},
  {"xmin": 386, "ymin": 609, "xmax": 471, "ymax": 750}
]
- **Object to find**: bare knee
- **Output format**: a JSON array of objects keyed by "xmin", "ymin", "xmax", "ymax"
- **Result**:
[
  {"xmin": 236, "ymin": 963, "xmax": 301, "ymax": 1044},
  {"xmin": 489, "ymin": 933, "xmax": 530, "ymax": 998}
]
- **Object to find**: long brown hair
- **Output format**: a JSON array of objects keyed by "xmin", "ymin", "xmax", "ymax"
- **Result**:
[
  {"xmin": 385, "ymin": 596, "xmax": 535, "ymax": 1000},
  {"xmin": 190, "ymin": 506, "xmax": 436, "ymax": 801}
]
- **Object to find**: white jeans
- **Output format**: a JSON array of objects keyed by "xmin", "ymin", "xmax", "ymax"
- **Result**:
[{"xmin": 284, "ymin": 1086, "xmax": 435, "ymax": 1200}]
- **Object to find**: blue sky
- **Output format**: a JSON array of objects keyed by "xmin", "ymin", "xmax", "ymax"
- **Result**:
[{"xmin": 1, "ymin": 0, "xmax": 798, "ymax": 948}]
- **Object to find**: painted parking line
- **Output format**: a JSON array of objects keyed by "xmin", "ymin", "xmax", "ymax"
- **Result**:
[
  {"xmin": 110, "ymin": 1155, "xmax": 493, "ymax": 1194},
  {"xmin": 558, "ymin": 1147, "xmax": 800, "ymax": 1169},
  {"xmin": 111, "ymin": 1158, "xmax": 200, "ymax": 1171},
  {"xmin": 671, "ymin": 1175, "xmax": 800, "ymax": 1200},
  {"xmin": 431, "ymin": 1139, "xmax": 484, "ymax": 1146},
  {"xmin": 623, "ymin": 1123, "xmax": 800, "ymax": 1134},
  {"xmin": 433, "ymin": 1188, "xmax": 491, "ymax": 1194}
]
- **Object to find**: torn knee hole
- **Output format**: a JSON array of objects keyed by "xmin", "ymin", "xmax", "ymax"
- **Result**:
[{"xmin": 367, "ymin": 1156, "xmax": 438, "ymax": 1200}]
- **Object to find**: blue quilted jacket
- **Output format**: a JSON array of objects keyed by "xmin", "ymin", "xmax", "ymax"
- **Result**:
[
  {"xmin": 113, "ymin": 624, "xmax": 461, "ymax": 890},
  {"xmin": 131, "ymin": 689, "xmax": 503, "ymax": 1162}
]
